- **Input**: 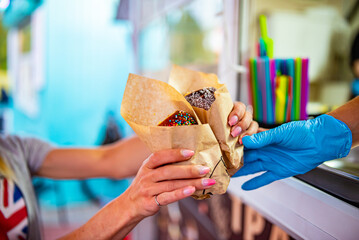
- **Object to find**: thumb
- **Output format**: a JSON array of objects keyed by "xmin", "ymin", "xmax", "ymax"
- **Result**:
[
  {"xmin": 242, "ymin": 128, "xmax": 280, "ymax": 149},
  {"xmin": 241, "ymin": 172, "xmax": 281, "ymax": 190}
]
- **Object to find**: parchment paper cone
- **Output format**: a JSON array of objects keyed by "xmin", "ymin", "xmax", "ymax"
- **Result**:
[
  {"xmin": 121, "ymin": 74, "xmax": 230, "ymax": 199},
  {"xmin": 168, "ymin": 65, "xmax": 244, "ymax": 176}
]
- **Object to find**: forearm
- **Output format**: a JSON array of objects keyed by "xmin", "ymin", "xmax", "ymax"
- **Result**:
[
  {"xmin": 37, "ymin": 136, "xmax": 151, "ymax": 179},
  {"xmin": 327, "ymin": 96, "xmax": 359, "ymax": 147},
  {"xmin": 59, "ymin": 193, "xmax": 143, "ymax": 240},
  {"xmin": 100, "ymin": 135, "xmax": 151, "ymax": 178},
  {"xmin": 37, "ymin": 147, "xmax": 107, "ymax": 179}
]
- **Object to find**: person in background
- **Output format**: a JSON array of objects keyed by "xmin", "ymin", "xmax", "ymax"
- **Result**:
[
  {"xmin": 350, "ymin": 31, "xmax": 359, "ymax": 98},
  {"xmin": 0, "ymin": 102, "xmax": 256, "ymax": 240},
  {"xmin": 234, "ymin": 96, "xmax": 358, "ymax": 190}
]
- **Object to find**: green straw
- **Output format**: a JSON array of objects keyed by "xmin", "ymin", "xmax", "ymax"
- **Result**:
[
  {"xmin": 295, "ymin": 58, "xmax": 302, "ymax": 120},
  {"xmin": 251, "ymin": 59, "xmax": 260, "ymax": 121}
]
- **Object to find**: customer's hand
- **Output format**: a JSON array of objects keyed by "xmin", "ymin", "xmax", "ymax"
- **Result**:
[
  {"xmin": 228, "ymin": 102, "xmax": 259, "ymax": 143},
  {"xmin": 233, "ymin": 114, "xmax": 352, "ymax": 190},
  {"xmin": 122, "ymin": 149, "xmax": 215, "ymax": 220}
]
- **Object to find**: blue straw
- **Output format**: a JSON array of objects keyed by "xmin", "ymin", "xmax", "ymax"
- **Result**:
[
  {"xmin": 257, "ymin": 58, "xmax": 267, "ymax": 123},
  {"xmin": 264, "ymin": 57, "xmax": 273, "ymax": 124}
]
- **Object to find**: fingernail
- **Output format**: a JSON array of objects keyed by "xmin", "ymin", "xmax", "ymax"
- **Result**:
[
  {"xmin": 181, "ymin": 149, "xmax": 194, "ymax": 158},
  {"xmin": 183, "ymin": 186, "xmax": 195, "ymax": 196},
  {"xmin": 202, "ymin": 179, "xmax": 216, "ymax": 187},
  {"xmin": 231, "ymin": 126, "xmax": 242, "ymax": 137},
  {"xmin": 197, "ymin": 166, "xmax": 210, "ymax": 175},
  {"xmin": 239, "ymin": 138, "xmax": 243, "ymax": 145},
  {"xmin": 228, "ymin": 115, "xmax": 239, "ymax": 126}
]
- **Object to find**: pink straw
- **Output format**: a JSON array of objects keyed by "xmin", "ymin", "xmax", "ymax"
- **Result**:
[{"xmin": 300, "ymin": 58, "xmax": 309, "ymax": 120}]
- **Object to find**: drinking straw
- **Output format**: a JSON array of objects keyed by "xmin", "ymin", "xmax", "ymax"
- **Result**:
[
  {"xmin": 259, "ymin": 15, "xmax": 274, "ymax": 58},
  {"xmin": 301, "ymin": 58, "xmax": 309, "ymax": 120},
  {"xmin": 266, "ymin": 38, "xmax": 274, "ymax": 58},
  {"xmin": 294, "ymin": 58, "xmax": 302, "ymax": 120},
  {"xmin": 287, "ymin": 59, "xmax": 295, "ymax": 120},
  {"xmin": 259, "ymin": 15, "xmax": 268, "ymax": 38},
  {"xmin": 282, "ymin": 75, "xmax": 289, "ymax": 121},
  {"xmin": 282, "ymin": 76, "xmax": 289, "ymax": 122},
  {"xmin": 275, "ymin": 76, "xmax": 287, "ymax": 123},
  {"xmin": 257, "ymin": 58, "xmax": 267, "ymax": 123},
  {"xmin": 281, "ymin": 59, "xmax": 287, "ymax": 75},
  {"xmin": 251, "ymin": 59, "xmax": 261, "ymax": 122},
  {"xmin": 265, "ymin": 57, "xmax": 274, "ymax": 124},
  {"xmin": 286, "ymin": 76, "xmax": 293, "ymax": 122},
  {"xmin": 270, "ymin": 59, "xmax": 276, "ymax": 120},
  {"xmin": 259, "ymin": 38, "xmax": 266, "ymax": 57},
  {"xmin": 274, "ymin": 60, "xmax": 282, "ymax": 123},
  {"xmin": 247, "ymin": 60, "xmax": 253, "ymax": 109}
]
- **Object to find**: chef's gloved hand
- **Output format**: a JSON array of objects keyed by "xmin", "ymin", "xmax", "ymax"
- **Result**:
[{"xmin": 233, "ymin": 114, "xmax": 352, "ymax": 190}]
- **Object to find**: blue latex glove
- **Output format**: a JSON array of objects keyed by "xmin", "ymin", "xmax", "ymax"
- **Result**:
[{"xmin": 233, "ymin": 114, "xmax": 352, "ymax": 190}]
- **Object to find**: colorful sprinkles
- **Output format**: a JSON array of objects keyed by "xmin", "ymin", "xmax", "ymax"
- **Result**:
[{"xmin": 158, "ymin": 110, "xmax": 198, "ymax": 126}]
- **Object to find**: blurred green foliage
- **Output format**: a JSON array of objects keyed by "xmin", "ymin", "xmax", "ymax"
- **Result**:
[
  {"xmin": 169, "ymin": 11, "xmax": 215, "ymax": 65},
  {"xmin": 20, "ymin": 23, "xmax": 31, "ymax": 53},
  {"xmin": 0, "ymin": 16, "xmax": 8, "ymax": 70}
]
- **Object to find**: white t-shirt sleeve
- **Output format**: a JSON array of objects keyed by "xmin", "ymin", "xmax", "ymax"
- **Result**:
[{"xmin": 1, "ymin": 135, "xmax": 54, "ymax": 174}]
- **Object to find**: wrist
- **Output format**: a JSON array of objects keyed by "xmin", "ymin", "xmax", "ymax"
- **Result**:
[
  {"xmin": 314, "ymin": 114, "xmax": 352, "ymax": 159},
  {"xmin": 118, "ymin": 189, "xmax": 145, "ymax": 224},
  {"xmin": 100, "ymin": 148, "xmax": 123, "ymax": 179}
]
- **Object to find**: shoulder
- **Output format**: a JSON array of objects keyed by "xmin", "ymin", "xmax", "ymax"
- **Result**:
[{"xmin": 0, "ymin": 135, "xmax": 27, "ymax": 155}]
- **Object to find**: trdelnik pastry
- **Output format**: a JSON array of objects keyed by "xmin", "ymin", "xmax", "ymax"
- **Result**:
[
  {"xmin": 159, "ymin": 110, "xmax": 197, "ymax": 126},
  {"xmin": 169, "ymin": 65, "xmax": 244, "ymax": 176},
  {"xmin": 185, "ymin": 87, "xmax": 217, "ymax": 111},
  {"xmin": 121, "ymin": 73, "xmax": 230, "ymax": 200}
]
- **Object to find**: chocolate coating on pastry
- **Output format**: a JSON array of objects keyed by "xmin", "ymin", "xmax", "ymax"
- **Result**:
[
  {"xmin": 158, "ymin": 110, "xmax": 197, "ymax": 126},
  {"xmin": 185, "ymin": 87, "xmax": 216, "ymax": 110}
]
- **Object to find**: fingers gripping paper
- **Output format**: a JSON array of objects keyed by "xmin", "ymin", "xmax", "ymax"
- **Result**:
[
  {"xmin": 121, "ymin": 74, "xmax": 229, "ymax": 199},
  {"xmin": 169, "ymin": 65, "xmax": 244, "ymax": 176}
]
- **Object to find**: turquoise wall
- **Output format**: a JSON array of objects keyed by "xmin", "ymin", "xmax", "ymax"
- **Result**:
[
  {"xmin": 13, "ymin": 0, "xmax": 134, "ymax": 146},
  {"xmin": 11, "ymin": 0, "xmax": 135, "ymax": 206}
]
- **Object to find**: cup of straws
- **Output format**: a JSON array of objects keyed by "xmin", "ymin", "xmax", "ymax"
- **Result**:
[{"xmin": 248, "ymin": 57, "xmax": 309, "ymax": 127}]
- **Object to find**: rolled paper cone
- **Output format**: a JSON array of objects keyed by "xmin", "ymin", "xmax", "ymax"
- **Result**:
[
  {"xmin": 121, "ymin": 74, "xmax": 230, "ymax": 199},
  {"xmin": 168, "ymin": 65, "xmax": 244, "ymax": 176}
]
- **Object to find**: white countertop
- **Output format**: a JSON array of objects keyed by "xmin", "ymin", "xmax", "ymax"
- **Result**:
[{"xmin": 228, "ymin": 175, "xmax": 359, "ymax": 240}]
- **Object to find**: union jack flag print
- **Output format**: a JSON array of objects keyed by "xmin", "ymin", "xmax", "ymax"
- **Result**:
[{"xmin": 0, "ymin": 178, "xmax": 28, "ymax": 240}]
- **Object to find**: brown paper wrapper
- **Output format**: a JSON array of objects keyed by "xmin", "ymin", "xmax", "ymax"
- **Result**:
[
  {"xmin": 168, "ymin": 65, "xmax": 243, "ymax": 176},
  {"xmin": 121, "ymin": 74, "xmax": 230, "ymax": 199}
]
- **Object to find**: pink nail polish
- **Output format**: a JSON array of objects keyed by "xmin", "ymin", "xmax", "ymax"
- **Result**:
[
  {"xmin": 183, "ymin": 186, "xmax": 195, "ymax": 196},
  {"xmin": 231, "ymin": 126, "xmax": 242, "ymax": 137},
  {"xmin": 198, "ymin": 166, "xmax": 210, "ymax": 175},
  {"xmin": 181, "ymin": 149, "xmax": 194, "ymax": 158},
  {"xmin": 228, "ymin": 115, "xmax": 239, "ymax": 126},
  {"xmin": 202, "ymin": 179, "xmax": 216, "ymax": 187}
]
